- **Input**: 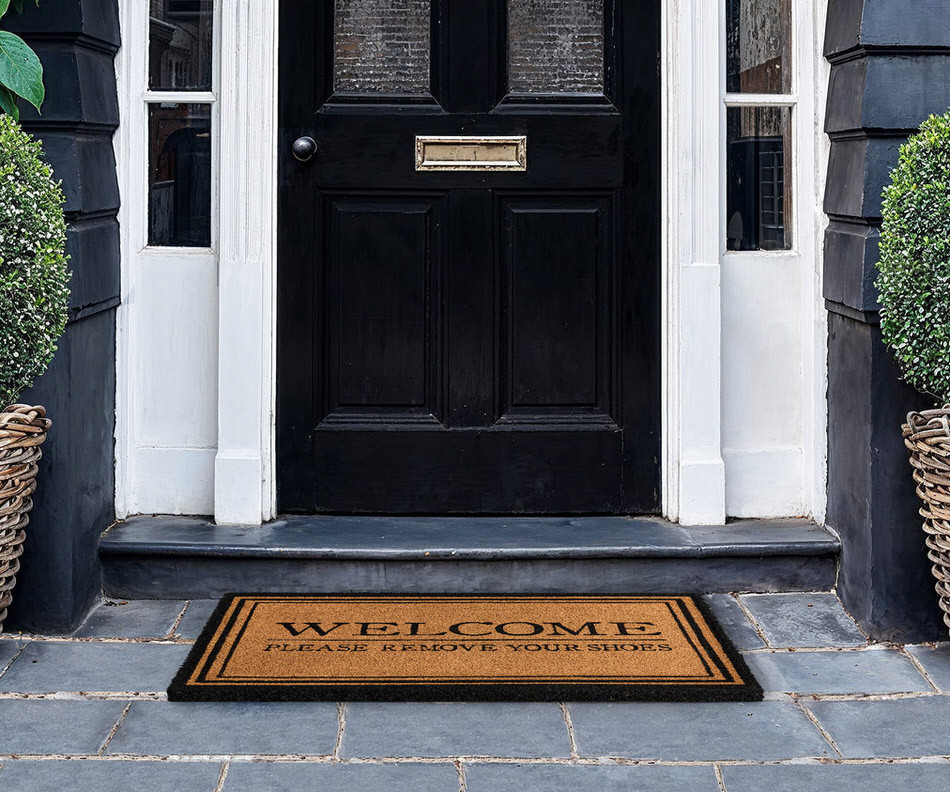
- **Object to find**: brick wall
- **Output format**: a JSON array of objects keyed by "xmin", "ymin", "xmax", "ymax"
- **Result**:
[
  {"xmin": 5, "ymin": 0, "xmax": 120, "ymax": 632},
  {"xmin": 824, "ymin": 0, "xmax": 950, "ymax": 641}
]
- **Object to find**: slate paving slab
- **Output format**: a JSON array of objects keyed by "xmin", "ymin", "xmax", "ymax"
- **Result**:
[
  {"xmin": 341, "ymin": 702, "xmax": 570, "ymax": 758},
  {"xmin": 738, "ymin": 593, "xmax": 867, "ymax": 648},
  {"xmin": 0, "ymin": 760, "xmax": 223, "ymax": 792},
  {"xmin": 742, "ymin": 648, "xmax": 932, "ymax": 695},
  {"xmin": 464, "ymin": 763, "xmax": 722, "ymax": 792},
  {"xmin": 107, "ymin": 700, "xmax": 339, "ymax": 756},
  {"xmin": 0, "ymin": 700, "xmax": 127, "ymax": 755},
  {"xmin": 907, "ymin": 643, "xmax": 950, "ymax": 692},
  {"xmin": 702, "ymin": 594, "xmax": 766, "ymax": 650},
  {"xmin": 0, "ymin": 639, "xmax": 23, "ymax": 673},
  {"xmin": 805, "ymin": 696, "xmax": 950, "ymax": 758},
  {"xmin": 222, "ymin": 761, "xmax": 460, "ymax": 792},
  {"xmin": 720, "ymin": 761, "xmax": 950, "ymax": 792},
  {"xmin": 174, "ymin": 599, "xmax": 220, "ymax": 640},
  {"xmin": 568, "ymin": 701, "xmax": 832, "ymax": 761},
  {"xmin": 72, "ymin": 599, "xmax": 187, "ymax": 639},
  {"xmin": 0, "ymin": 641, "xmax": 191, "ymax": 693}
]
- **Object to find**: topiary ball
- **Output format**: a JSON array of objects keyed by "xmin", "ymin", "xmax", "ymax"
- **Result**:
[
  {"xmin": 877, "ymin": 109, "xmax": 950, "ymax": 404},
  {"xmin": 0, "ymin": 113, "xmax": 69, "ymax": 409}
]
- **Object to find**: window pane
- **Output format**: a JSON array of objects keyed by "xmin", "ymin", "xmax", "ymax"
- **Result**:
[
  {"xmin": 149, "ymin": 103, "xmax": 212, "ymax": 247},
  {"xmin": 508, "ymin": 0, "xmax": 604, "ymax": 94},
  {"xmin": 726, "ymin": 106, "xmax": 792, "ymax": 251},
  {"xmin": 334, "ymin": 0, "xmax": 431, "ymax": 94},
  {"xmin": 149, "ymin": 0, "xmax": 214, "ymax": 91},
  {"xmin": 726, "ymin": 0, "xmax": 791, "ymax": 94}
]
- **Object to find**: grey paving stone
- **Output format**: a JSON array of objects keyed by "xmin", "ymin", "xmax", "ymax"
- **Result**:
[
  {"xmin": 0, "ymin": 641, "xmax": 191, "ymax": 693},
  {"xmin": 107, "ymin": 700, "xmax": 339, "ymax": 756},
  {"xmin": 907, "ymin": 643, "xmax": 950, "ymax": 692},
  {"xmin": 0, "ymin": 700, "xmax": 127, "ymax": 754},
  {"xmin": 0, "ymin": 639, "xmax": 24, "ymax": 674},
  {"xmin": 702, "ymin": 594, "xmax": 766, "ymax": 649},
  {"xmin": 72, "ymin": 599, "xmax": 187, "ymax": 639},
  {"xmin": 174, "ymin": 599, "xmax": 221, "ymax": 639},
  {"xmin": 223, "ymin": 761, "xmax": 459, "ymax": 792},
  {"xmin": 341, "ymin": 702, "xmax": 570, "ymax": 758},
  {"xmin": 0, "ymin": 760, "xmax": 222, "ymax": 792},
  {"xmin": 738, "ymin": 592, "xmax": 867, "ymax": 648},
  {"xmin": 805, "ymin": 696, "xmax": 950, "ymax": 758},
  {"xmin": 569, "ymin": 701, "xmax": 832, "ymax": 761},
  {"xmin": 465, "ymin": 763, "xmax": 721, "ymax": 792},
  {"xmin": 743, "ymin": 648, "xmax": 932, "ymax": 695},
  {"xmin": 721, "ymin": 762, "xmax": 950, "ymax": 792}
]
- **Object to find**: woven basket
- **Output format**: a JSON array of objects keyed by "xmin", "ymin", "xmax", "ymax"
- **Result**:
[
  {"xmin": 903, "ymin": 407, "xmax": 950, "ymax": 638},
  {"xmin": 0, "ymin": 404, "xmax": 50, "ymax": 633}
]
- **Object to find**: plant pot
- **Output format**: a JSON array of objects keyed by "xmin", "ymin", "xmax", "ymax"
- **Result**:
[
  {"xmin": 903, "ymin": 408, "xmax": 950, "ymax": 639},
  {"xmin": 0, "ymin": 405, "xmax": 50, "ymax": 633}
]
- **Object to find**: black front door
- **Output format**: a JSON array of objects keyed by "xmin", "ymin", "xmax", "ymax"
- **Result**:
[{"xmin": 277, "ymin": 0, "xmax": 659, "ymax": 514}]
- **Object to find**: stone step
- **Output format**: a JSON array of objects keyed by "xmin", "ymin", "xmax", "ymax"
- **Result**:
[{"xmin": 100, "ymin": 515, "xmax": 839, "ymax": 598}]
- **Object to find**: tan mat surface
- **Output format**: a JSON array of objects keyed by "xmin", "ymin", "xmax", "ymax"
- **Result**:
[{"xmin": 169, "ymin": 594, "xmax": 761, "ymax": 701}]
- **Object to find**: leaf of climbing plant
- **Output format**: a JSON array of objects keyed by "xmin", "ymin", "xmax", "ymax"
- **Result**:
[
  {"xmin": 0, "ymin": 30, "xmax": 43, "ymax": 111},
  {"xmin": 0, "ymin": 1, "xmax": 12, "ymax": 20}
]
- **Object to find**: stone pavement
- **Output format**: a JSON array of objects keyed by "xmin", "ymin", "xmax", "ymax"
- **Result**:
[{"xmin": 0, "ymin": 592, "xmax": 948, "ymax": 791}]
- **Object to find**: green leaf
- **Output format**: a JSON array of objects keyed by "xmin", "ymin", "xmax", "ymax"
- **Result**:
[
  {"xmin": 0, "ymin": 30, "xmax": 43, "ymax": 111},
  {"xmin": 0, "ymin": 1, "xmax": 11, "ymax": 20},
  {"xmin": 0, "ymin": 84, "xmax": 18, "ymax": 120}
]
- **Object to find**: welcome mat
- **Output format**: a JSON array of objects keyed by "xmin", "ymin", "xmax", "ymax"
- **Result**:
[{"xmin": 168, "ymin": 594, "xmax": 761, "ymax": 702}]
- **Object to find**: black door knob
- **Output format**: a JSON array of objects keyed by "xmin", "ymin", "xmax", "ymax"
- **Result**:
[{"xmin": 292, "ymin": 136, "xmax": 317, "ymax": 162}]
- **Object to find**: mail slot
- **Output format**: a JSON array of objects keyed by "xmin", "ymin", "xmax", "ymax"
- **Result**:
[{"xmin": 415, "ymin": 135, "xmax": 527, "ymax": 171}]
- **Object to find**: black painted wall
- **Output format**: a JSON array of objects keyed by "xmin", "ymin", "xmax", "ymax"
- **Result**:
[
  {"xmin": 4, "ymin": 0, "xmax": 119, "ymax": 632},
  {"xmin": 824, "ymin": 0, "xmax": 950, "ymax": 642}
]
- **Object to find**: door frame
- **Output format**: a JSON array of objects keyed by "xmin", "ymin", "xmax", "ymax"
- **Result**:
[{"xmin": 208, "ymin": 0, "xmax": 725, "ymax": 525}]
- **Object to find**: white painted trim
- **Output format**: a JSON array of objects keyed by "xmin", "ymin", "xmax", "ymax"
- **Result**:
[
  {"xmin": 805, "ymin": 0, "xmax": 830, "ymax": 523},
  {"xmin": 723, "ymin": 93, "xmax": 799, "ymax": 107},
  {"xmin": 143, "ymin": 91, "xmax": 216, "ymax": 104},
  {"xmin": 213, "ymin": 1, "xmax": 278, "ymax": 524},
  {"xmin": 113, "ymin": 0, "xmax": 136, "ymax": 519},
  {"xmin": 661, "ymin": 0, "xmax": 727, "ymax": 524}
]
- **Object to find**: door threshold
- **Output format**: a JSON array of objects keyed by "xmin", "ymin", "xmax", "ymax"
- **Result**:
[{"xmin": 100, "ymin": 515, "xmax": 838, "ymax": 599}]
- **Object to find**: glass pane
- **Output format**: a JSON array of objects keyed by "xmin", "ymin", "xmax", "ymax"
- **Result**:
[
  {"xmin": 726, "ymin": 106, "xmax": 792, "ymax": 251},
  {"xmin": 149, "ymin": 103, "xmax": 212, "ymax": 247},
  {"xmin": 334, "ymin": 0, "xmax": 431, "ymax": 94},
  {"xmin": 149, "ymin": 0, "xmax": 214, "ymax": 91},
  {"xmin": 726, "ymin": 0, "xmax": 791, "ymax": 94},
  {"xmin": 508, "ymin": 0, "xmax": 604, "ymax": 95}
]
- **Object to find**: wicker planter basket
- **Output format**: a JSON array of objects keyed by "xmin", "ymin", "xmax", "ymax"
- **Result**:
[
  {"xmin": 903, "ymin": 408, "xmax": 950, "ymax": 638},
  {"xmin": 0, "ymin": 405, "xmax": 50, "ymax": 633}
]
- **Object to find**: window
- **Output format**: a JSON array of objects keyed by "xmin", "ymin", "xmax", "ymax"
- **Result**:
[
  {"xmin": 146, "ymin": 0, "xmax": 215, "ymax": 247},
  {"xmin": 507, "ymin": 0, "xmax": 604, "ymax": 95},
  {"xmin": 724, "ymin": 0, "xmax": 793, "ymax": 251}
]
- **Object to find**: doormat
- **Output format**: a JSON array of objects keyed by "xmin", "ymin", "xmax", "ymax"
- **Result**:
[{"xmin": 168, "ymin": 594, "xmax": 762, "ymax": 702}]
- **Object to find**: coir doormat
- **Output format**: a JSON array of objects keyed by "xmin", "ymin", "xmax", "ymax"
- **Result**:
[{"xmin": 168, "ymin": 594, "xmax": 762, "ymax": 702}]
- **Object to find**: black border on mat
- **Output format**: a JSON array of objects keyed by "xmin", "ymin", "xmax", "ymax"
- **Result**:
[{"xmin": 167, "ymin": 593, "xmax": 763, "ymax": 702}]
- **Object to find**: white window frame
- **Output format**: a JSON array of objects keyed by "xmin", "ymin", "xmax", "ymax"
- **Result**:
[
  {"xmin": 715, "ymin": 0, "xmax": 828, "ymax": 521},
  {"xmin": 114, "ymin": 1, "xmax": 223, "ymax": 518}
]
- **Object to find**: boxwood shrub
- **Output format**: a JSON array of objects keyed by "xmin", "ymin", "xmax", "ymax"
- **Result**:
[
  {"xmin": 0, "ymin": 113, "xmax": 69, "ymax": 408},
  {"xmin": 877, "ymin": 109, "xmax": 950, "ymax": 404}
]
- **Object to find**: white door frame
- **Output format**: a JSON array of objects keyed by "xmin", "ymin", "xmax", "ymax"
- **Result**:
[
  {"xmin": 213, "ymin": 2, "xmax": 279, "ymax": 524},
  {"xmin": 207, "ymin": 0, "xmax": 726, "ymax": 525}
]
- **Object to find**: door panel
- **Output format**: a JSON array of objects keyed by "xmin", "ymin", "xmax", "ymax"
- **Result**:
[
  {"xmin": 325, "ymin": 197, "xmax": 443, "ymax": 419},
  {"xmin": 500, "ymin": 197, "xmax": 614, "ymax": 416},
  {"xmin": 277, "ymin": 0, "xmax": 659, "ymax": 514}
]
